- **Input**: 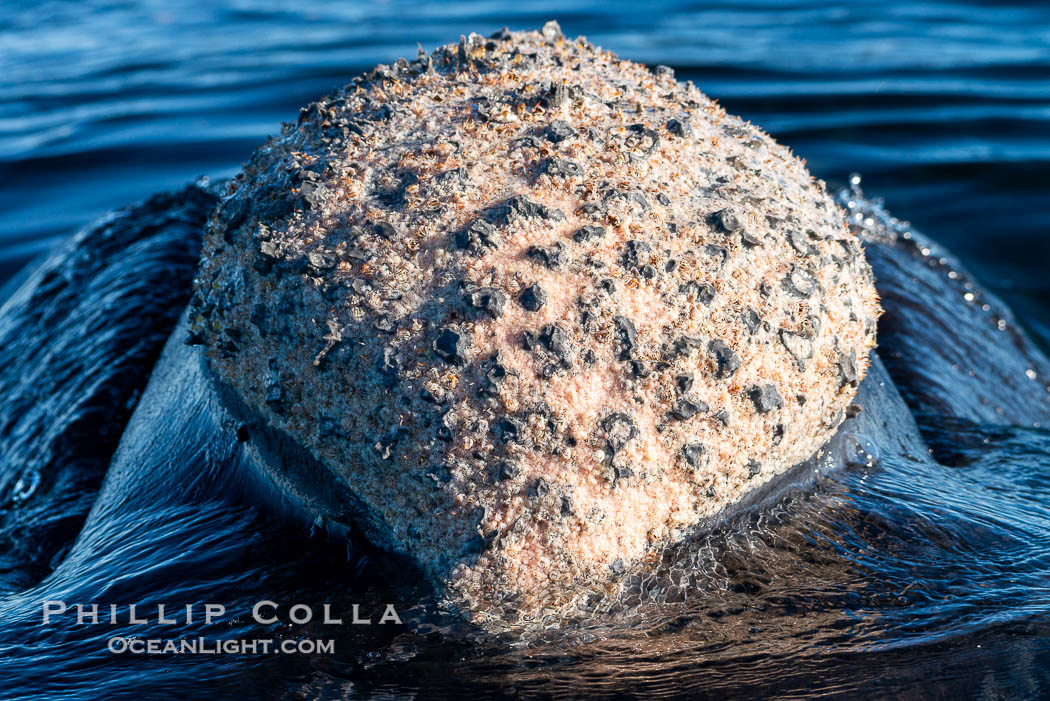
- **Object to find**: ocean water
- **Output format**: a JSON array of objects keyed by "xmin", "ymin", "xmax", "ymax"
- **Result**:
[{"xmin": 1, "ymin": 1, "xmax": 1049, "ymax": 698}]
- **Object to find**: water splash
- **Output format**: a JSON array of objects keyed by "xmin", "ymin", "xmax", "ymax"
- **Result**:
[{"xmin": 8, "ymin": 469, "xmax": 39, "ymax": 505}]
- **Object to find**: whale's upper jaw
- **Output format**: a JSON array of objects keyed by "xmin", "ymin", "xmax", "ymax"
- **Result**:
[
  {"xmin": 185, "ymin": 25, "xmax": 879, "ymax": 628},
  {"xmin": 1, "ymin": 169, "xmax": 1043, "ymax": 638}
]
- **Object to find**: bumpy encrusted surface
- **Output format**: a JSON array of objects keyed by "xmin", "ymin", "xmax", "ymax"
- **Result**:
[{"xmin": 190, "ymin": 22, "xmax": 880, "ymax": 627}]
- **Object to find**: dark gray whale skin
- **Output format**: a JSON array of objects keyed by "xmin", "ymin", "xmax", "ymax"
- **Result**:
[{"xmin": 1, "ymin": 177, "xmax": 1048, "ymax": 618}]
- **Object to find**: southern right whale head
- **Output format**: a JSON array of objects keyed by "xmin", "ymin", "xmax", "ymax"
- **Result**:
[
  {"xmin": 180, "ymin": 26, "xmax": 886, "ymax": 628},
  {"xmin": 0, "ymin": 28, "xmax": 1047, "ymax": 641},
  {"xmin": 0, "ymin": 163, "xmax": 1048, "ymax": 669}
]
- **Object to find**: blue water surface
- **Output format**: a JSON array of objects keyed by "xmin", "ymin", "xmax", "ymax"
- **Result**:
[{"xmin": 2, "ymin": 0, "xmax": 1048, "ymax": 327}]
